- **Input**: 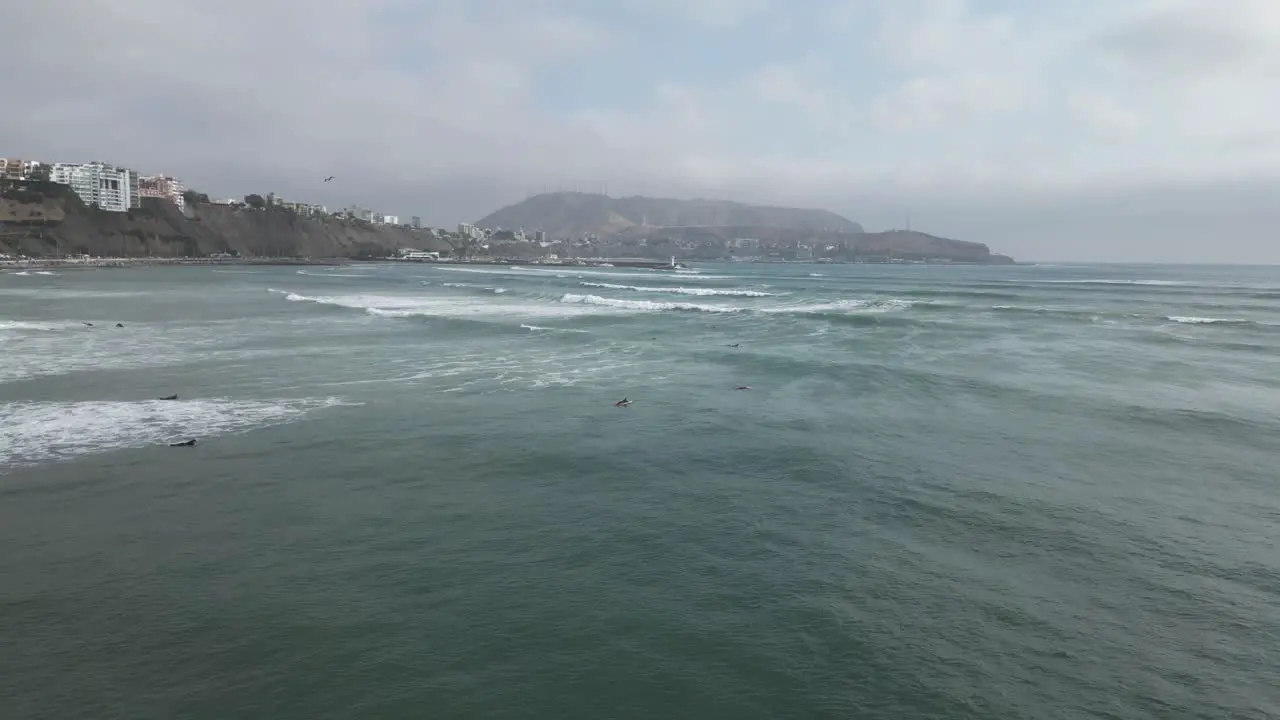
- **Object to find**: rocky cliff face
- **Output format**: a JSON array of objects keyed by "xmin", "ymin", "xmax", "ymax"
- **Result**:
[{"xmin": 0, "ymin": 182, "xmax": 452, "ymax": 259}]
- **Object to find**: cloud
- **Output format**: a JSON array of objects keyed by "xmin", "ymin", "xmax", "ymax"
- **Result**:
[
  {"xmin": 2, "ymin": 0, "xmax": 1279, "ymax": 261},
  {"xmin": 628, "ymin": 0, "xmax": 772, "ymax": 27}
]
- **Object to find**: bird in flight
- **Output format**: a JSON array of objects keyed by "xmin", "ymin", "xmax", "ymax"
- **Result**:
[{"xmin": 324, "ymin": 176, "xmax": 335, "ymax": 182}]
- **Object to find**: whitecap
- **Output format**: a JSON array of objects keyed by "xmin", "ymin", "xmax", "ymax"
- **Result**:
[
  {"xmin": 0, "ymin": 397, "xmax": 349, "ymax": 469},
  {"xmin": 558, "ymin": 293, "xmax": 743, "ymax": 313},
  {"xmin": 578, "ymin": 281, "xmax": 777, "ymax": 297}
]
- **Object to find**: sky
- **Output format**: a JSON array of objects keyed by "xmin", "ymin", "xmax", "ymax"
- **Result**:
[{"xmin": 4, "ymin": 0, "xmax": 1280, "ymax": 262}]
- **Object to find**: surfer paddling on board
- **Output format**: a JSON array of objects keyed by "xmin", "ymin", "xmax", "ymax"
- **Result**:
[
  {"xmin": 735, "ymin": 386, "xmax": 752, "ymax": 390},
  {"xmin": 614, "ymin": 398, "xmax": 632, "ymax": 407}
]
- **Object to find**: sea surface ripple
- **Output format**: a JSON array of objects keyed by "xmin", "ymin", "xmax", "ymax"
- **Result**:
[{"xmin": 1, "ymin": 262, "xmax": 1278, "ymax": 719}]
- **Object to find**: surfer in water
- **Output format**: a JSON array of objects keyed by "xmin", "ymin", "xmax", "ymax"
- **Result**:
[
  {"xmin": 735, "ymin": 386, "xmax": 752, "ymax": 390},
  {"xmin": 727, "ymin": 343, "xmax": 740, "ymax": 348},
  {"xmin": 158, "ymin": 394, "xmax": 178, "ymax": 401},
  {"xmin": 614, "ymin": 398, "xmax": 632, "ymax": 407},
  {"xmin": 168, "ymin": 439, "xmax": 197, "ymax": 447}
]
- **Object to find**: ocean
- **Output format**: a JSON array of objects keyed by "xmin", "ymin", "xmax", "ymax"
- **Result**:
[{"xmin": 1, "ymin": 261, "xmax": 1277, "ymax": 719}]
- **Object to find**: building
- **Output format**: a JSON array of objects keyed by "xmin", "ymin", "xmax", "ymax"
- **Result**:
[
  {"xmin": 277, "ymin": 200, "xmax": 327, "ymax": 216},
  {"xmin": 138, "ymin": 174, "xmax": 186, "ymax": 210},
  {"xmin": 371, "ymin": 214, "xmax": 399, "ymax": 225},
  {"xmin": 535, "ymin": 230, "xmax": 547, "ymax": 244},
  {"xmin": 50, "ymin": 162, "xmax": 139, "ymax": 212},
  {"xmin": 397, "ymin": 248, "xmax": 439, "ymax": 261},
  {"xmin": 410, "ymin": 216, "xmax": 422, "ymax": 229},
  {"xmin": 1, "ymin": 158, "xmax": 31, "ymax": 180}
]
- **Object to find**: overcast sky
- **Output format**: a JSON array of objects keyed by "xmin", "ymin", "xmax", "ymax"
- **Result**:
[{"xmin": 5, "ymin": 0, "xmax": 1279, "ymax": 262}]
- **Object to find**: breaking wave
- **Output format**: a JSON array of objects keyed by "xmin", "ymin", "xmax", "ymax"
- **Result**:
[{"xmin": 578, "ymin": 281, "xmax": 776, "ymax": 297}]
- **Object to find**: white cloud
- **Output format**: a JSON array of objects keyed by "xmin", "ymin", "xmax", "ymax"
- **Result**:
[
  {"xmin": 629, "ymin": 0, "xmax": 772, "ymax": 27},
  {"xmin": 3, "ymin": 0, "xmax": 1280, "ymax": 260}
]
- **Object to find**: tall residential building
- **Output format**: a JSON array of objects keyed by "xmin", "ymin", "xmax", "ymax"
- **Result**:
[
  {"xmin": 138, "ymin": 174, "xmax": 186, "ymax": 210},
  {"xmin": 50, "ymin": 162, "xmax": 139, "ymax": 212},
  {"xmin": 410, "ymin": 216, "xmax": 422, "ymax": 229}
]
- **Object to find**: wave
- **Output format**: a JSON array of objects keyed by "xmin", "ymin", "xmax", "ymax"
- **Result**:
[
  {"xmin": 0, "ymin": 320, "xmax": 79, "ymax": 332},
  {"xmin": 1167, "ymin": 316, "xmax": 1255, "ymax": 326},
  {"xmin": 437, "ymin": 266, "xmax": 734, "ymax": 281},
  {"xmin": 9, "ymin": 271, "xmax": 30, "ymax": 276},
  {"xmin": 766, "ymin": 299, "xmax": 915, "ymax": 315},
  {"xmin": 269, "ymin": 288, "xmax": 598, "ymax": 319},
  {"xmin": 578, "ymin": 281, "xmax": 776, "ymax": 297},
  {"xmin": 295, "ymin": 270, "xmax": 370, "ymax": 278},
  {"xmin": 1025, "ymin": 279, "xmax": 1189, "ymax": 286},
  {"xmin": 520, "ymin": 324, "xmax": 589, "ymax": 333},
  {"xmin": 443, "ymin": 282, "xmax": 507, "ymax": 294},
  {"xmin": 559, "ymin": 293, "xmax": 744, "ymax": 313},
  {"xmin": 0, "ymin": 396, "xmax": 350, "ymax": 469},
  {"xmin": 558, "ymin": 293, "xmax": 917, "ymax": 317}
]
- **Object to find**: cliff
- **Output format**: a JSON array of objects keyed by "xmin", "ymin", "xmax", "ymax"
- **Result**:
[
  {"xmin": 0, "ymin": 181, "xmax": 452, "ymax": 259},
  {"xmin": 476, "ymin": 191, "xmax": 864, "ymax": 238}
]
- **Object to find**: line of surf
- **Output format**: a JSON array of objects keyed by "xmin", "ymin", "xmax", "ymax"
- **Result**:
[{"xmin": 578, "ymin": 281, "xmax": 776, "ymax": 297}]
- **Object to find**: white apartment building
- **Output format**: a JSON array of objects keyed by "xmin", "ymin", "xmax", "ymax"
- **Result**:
[
  {"xmin": 138, "ymin": 174, "xmax": 186, "ymax": 210},
  {"xmin": 50, "ymin": 162, "xmax": 139, "ymax": 212}
]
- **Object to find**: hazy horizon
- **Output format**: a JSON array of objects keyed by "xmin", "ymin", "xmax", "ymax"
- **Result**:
[{"xmin": 5, "ymin": 0, "xmax": 1279, "ymax": 263}]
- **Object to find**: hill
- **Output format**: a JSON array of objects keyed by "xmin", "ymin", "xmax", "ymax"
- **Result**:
[
  {"xmin": 475, "ymin": 192, "xmax": 863, "ymax": 238},
  {"xmin": 605, "ymin": 224, "xmax": 1013, "ymax": 264},
  {"xmin": 0, "ymin": 181, "xmax": 452, "ymax": 259}
]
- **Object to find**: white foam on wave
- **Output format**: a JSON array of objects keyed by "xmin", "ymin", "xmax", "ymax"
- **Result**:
[
  {"xmin": 1167, "ymin": 316, "xmax": 1253, "ymax": 325},
  {"xmin": 443, "ymin": 282, "xmax": 507, "ymax": 294},
  {"xmin": 296, "ymin": 270, "xmax": 369, "ymax": 278},
  {"xmin": 0, "ymin": 396, "xmax": 351, "ymax": 469},
  {"xmin": 10, "ymin": 271, "xmax": 31, "ymax": 276},
  {"xmin": 270, "ymin": 288, "xmax": 599, "ymax": 319},
  {"xmin": 578, "ymin": 281, "xmax": 776, "ymax": 297},
  {"xmin": 520, "ymin": 324, "xmax": 589, "ymax": 333},
  {"xmin": 763, "ymin": 298, "xmax": 914, "ymax": 314},
  {"xmin": 0, "ymin": 320, "xmax": 81, "ymax": 333},
  {"xmin": 559, "ymin": 293, "xmax": 744, "ymax": 313}
]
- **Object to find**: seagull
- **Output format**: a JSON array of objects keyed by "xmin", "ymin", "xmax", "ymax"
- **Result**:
[{"xmin": 323, "ymin": 176, "xmax": 335, "ymax": 182}]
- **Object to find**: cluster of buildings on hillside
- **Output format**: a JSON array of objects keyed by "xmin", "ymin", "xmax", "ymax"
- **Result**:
[
  {"xmin": 0, "ymin": 156, "xmax": 415, "ymax": 229},
  {"xmin": 5, "ymin": 155, "xmax": 569, "ymax": 253},
  {"xmin": 2, "ymin": 157, "xmax": 185, "ymax": 212}
]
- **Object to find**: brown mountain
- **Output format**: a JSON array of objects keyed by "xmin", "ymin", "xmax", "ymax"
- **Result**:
[{"xmin": 475, "ymin": 192, "xmax": 864, "ymax": 238}]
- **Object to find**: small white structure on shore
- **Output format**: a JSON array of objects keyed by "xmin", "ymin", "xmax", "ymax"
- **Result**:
[{"xmin": 397, "ymin": 249, "xmax": 439, "ymax": 261}]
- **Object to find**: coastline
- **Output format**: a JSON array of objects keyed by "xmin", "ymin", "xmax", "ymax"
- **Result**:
[{"xmin": 0, "ymin": 256, "xmax": 352, "ymax": 271}]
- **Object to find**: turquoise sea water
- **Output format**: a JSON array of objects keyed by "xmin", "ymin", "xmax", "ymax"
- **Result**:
[{"xmin": 1, "ymin": 261, "xmax": 1277, "ymax": 719}]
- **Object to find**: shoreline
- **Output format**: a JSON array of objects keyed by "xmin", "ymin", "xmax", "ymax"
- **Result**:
[{"xmin": 0, "ymin": 257, "xmax": 351, "ymax": 271}]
